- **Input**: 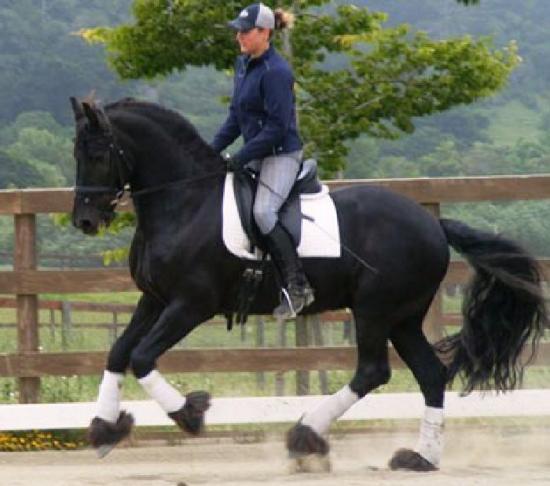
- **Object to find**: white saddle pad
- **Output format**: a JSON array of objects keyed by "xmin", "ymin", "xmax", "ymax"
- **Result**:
[{"xmin": 222, "ymin": 174, "xmax": 341, "ymax": 260}]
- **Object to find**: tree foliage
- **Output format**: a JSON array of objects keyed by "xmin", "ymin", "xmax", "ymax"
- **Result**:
[
  {"xmin": 81, "ymin": 0, "xmax": 519, "ymax": 175},
  {"xmin": 0, "ymin": 0, "xmax": 132, "ymax": 125}
]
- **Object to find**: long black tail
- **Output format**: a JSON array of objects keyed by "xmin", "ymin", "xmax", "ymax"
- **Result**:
[{"xmin": 435, "ymin": 218, "xmax": 547, "ymax": 393}]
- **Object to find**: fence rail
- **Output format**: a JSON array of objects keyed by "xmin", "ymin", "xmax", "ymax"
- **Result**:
[
  {"xmin": 1, "ymin": 344, "xmax": 549, "ymax": 378},
  {"xmin": 1, "ymin": 174, "xmax": 550, "ymax": 403},
  {"xmin": 0, "ymin": 251, "xmax": 112, "ymax": 268}
]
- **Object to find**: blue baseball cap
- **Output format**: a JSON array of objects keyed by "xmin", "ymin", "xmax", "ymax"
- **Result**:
[{"xmin": 228, "ymin": 3, "xmax": 275, "ymax": 32}]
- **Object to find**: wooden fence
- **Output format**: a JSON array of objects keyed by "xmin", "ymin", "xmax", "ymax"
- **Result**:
[
  {"xmin": 0, "ymin": 251, "xmax": 113, "ymax": 268},
  {"xmin": 1, "ymin": 174, "xmax": 550, "ymax": 403},
  {"xmin": 0, "ymin": 297, "xmax": 356, "ymax": 348}
]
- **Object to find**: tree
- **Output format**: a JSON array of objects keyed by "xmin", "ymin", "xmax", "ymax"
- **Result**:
[
  {"xmin": 5, "ymin": 127, "xmax": 72, "ymax": 187},
  {"xmin": 0, "ymin": 150, "xmax": 44, "ymax": 189},
  {"xmin": 80, "ymin": 1, "xmax": 518, "ymax": 176},
  {"xmin": 0, "ymin": 0, "xmax": 133, "ymax": 125}
]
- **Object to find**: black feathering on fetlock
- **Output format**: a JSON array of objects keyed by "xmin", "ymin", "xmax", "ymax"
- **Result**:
[
  {"xmin": 168, "ymin": 391, "xmax": 211, "ymax": 435},
  {"xmin": 88, "ymin": 411, "xmax": 134, "ymax": 448},
  {"xmin": 286, "ymin": 422, "xmax": 329, "ymax": 457}
]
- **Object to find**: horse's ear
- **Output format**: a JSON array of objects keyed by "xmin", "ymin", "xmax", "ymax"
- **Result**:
[
  {"xmin": 70, "ymin": 97, "xmax": 85, "ymax": 122},
  {"xmin": 82, "ymin": 101, "xmax": 111, "ymax": 133}
]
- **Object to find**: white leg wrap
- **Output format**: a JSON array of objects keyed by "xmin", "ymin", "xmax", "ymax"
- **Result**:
[
  {"xmin": 138, "ymin": 370, "xmax": 186, "ymax": 413},
  {"xmin": 96, "ymin": 370, "xmax": 124, "ymax": 423},
  {"xmin": 414, "ymin": 406, "xmax": 444, "ymax": 467},
  {"xmin": 301, "ymin": 385, "xmax": 359, "ymax": 436}
]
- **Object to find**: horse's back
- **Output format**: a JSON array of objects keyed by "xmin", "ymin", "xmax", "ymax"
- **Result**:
[
  {"xmin": 325, "ymin": 184, "xmax": 449, "ymax": 307},
  {"xmin": 331, "ymin": 184, "xmax": 446, "ymax": 246}
]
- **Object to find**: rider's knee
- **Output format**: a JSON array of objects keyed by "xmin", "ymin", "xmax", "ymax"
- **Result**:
[{"xmin": 253, "ymin": 205, "xmax": 276, "ymax": 235}]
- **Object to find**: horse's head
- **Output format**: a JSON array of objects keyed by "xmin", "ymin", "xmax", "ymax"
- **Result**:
[{"xmin": 70, "ymin": 97, "xmax": 127, "ymax": 235}]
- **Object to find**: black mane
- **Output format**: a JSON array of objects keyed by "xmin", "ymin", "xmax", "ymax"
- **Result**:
[{"xmin": 104, "ymin": 97, "xmax": 220, "ymax": 162}]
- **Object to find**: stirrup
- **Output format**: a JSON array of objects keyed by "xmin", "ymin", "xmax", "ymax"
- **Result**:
[{"xmin": 273, "ymin": 286, "xmax": 315, "ymax": 320}]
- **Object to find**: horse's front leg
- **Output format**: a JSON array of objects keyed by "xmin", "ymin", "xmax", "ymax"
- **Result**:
[
  {"xmin": 130, "ymin": 300, "xmax": 213, "ymax": 436},
  {"xmin": 88, "ymin": 293, "xmax": 163, "ymax": 457}
]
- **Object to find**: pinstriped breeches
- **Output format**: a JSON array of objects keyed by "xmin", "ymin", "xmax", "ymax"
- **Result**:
[{"xmin": 247, "ymin": 150, "xmax": 302, "ymax": 235}]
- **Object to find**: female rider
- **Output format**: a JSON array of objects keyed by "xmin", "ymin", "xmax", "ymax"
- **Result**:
[{"xmin": 211, "ymin": 2, "xmax": 314, "ymax": 319}]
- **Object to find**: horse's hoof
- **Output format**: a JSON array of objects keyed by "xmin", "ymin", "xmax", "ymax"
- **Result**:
[
  {"xmin": 286, "ymin": 422, "xmax": 330, "ymax": 457},
  {"xmin": 286, "ymin": 422, "xmax": 331, "ymax": 472},
  {"xmin": 388, "ymin": 448, "xmax": 438, "ymax": 472},
  {"xmin": 168, "ymin": 390, "xmax": 211, "ymax": 435},
  {"xmin": 96, "ymin": 443, "xmax": 116, "ymax": 459},
  {"xmin": 288, "ymin": 453, "xmax": 331, "ymax": 473},
  {"xmin": 88, "ymin": 411, "xmax": 134, "ymax": 457}
]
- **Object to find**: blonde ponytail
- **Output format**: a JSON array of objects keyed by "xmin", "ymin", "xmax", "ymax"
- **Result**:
[{"xmin": 274, "ymin": 8, "xmax": 295, "ymax": 30}]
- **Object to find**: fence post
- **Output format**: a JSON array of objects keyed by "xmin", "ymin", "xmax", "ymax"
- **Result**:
[
  {"xmin": 343, "ymin": 316, "xmax": 356, "ymax": 344},
  {"xmin": 14, "ymin": 213, "xmax": 40, "ymax": 403},
  {"xmin": 311, "ymin": 315, "xmax": 329, "ymax": 394},
  {"xmin": 423, "ymin": 203, "xmax": 444, "ymax": 343},
  {"xmin": 255, "ymin": 316, "xmax": 265, "ymax": 391},
  {"xmin": 49, "ymin": 308, "xmax": 56, "ymax": 340},
  {"xmin": 295, "ymin": 315, "xmax": 310, "ymax": 395},
  {"xmin": 110, "ymin": 311, "xmax": 118, "ymax": 345},
  {"xmin": 275, "ymin": 319, "xmax": 287, "ymax": 395},
  {"xmin": 61, "ymin": 301, "xmax": 72, "ymax": 350}
]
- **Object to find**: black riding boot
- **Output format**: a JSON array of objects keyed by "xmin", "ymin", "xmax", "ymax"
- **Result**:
[{"xmin": 264, "ymin": 223, "xmax": 315, "ymax": 319}]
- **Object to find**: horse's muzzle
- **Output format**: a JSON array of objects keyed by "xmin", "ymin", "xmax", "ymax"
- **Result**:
[{"xmin": 73, "ymin": 215, "xmax": 99, "ymax": 235}]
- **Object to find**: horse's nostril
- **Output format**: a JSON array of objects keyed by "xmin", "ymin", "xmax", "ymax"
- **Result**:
[{"xmin": 76, "ymin": 218, "xmax": 95, "ymax": 233}]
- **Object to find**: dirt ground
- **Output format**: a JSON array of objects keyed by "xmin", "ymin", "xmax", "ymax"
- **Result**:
[{"xmin": 0, "ymin": 425, "xmax": 549, "ymax": 486}]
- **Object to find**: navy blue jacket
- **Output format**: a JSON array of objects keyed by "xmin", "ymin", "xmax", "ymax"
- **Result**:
[{"xmin": 211, "ymin": 45, "xmax": 302, "ymax": 163}]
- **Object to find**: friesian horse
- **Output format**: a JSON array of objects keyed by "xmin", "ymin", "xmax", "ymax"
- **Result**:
[{"xmin": 70, "ymin": 96, "xmax": 545, "ymax": 471}]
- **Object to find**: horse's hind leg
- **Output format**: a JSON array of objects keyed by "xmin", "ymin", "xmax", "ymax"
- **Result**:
[
  {"xmin": 287, "ymin": 309, "xmax": 391, "ymax": 472},
  {"xmin": 89, "ymin": 293, "xmax": 163, "ymax": 456},
  {"xmin": 388, "ymin": 312, "xmax": 447, "ymax": 471}
]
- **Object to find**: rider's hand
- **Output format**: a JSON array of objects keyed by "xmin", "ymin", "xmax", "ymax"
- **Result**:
[{"xmin": 223, "ymin": 153, "xmax": 243, "ymax": 173}]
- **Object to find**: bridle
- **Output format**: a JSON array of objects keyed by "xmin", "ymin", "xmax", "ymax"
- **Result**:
[{"xmin": 74, "ymin": 131, "xmax": 132, "ymax": 208}]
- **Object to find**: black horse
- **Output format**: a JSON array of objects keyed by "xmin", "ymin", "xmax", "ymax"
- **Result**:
[{"xmin": 70, "ymin": 96, "xmax": 545, "ymax": 471}]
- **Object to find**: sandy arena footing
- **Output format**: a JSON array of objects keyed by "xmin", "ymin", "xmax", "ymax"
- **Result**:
[{"xmin": 0, "ymin": 425, "xmax": 549, "ymax": 486}]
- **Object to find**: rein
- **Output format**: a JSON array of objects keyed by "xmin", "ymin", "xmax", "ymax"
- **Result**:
[
  {"xmin": 130, "ymin": 170, "xmax": 226, "ymax": 199},
  {"xmin": 75, "ymin": 133, "xmax": 226, "ymax": 205}
]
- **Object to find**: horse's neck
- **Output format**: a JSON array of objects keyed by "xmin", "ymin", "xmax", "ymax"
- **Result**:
[
  {"xmin": 110, "ymin": 106, "xmax": 226, "ymax": 242},
  {"xmin": 132, "ymin": 175, "xmax": 225, "ymax": 238},
  {"xmin": 111, "ymin": 109, "xmax": 224, "ymax": 192}
]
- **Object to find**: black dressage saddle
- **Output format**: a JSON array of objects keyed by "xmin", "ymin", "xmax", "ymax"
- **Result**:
[{"xmin": 232, "ymin": 158, "xmax": 322, "ymax": 253}]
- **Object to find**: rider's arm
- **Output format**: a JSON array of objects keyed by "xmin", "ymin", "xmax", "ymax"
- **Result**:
[
  {"xmin": 211, "ymin": 99, "xmax": 241, "ymax": 154},
  {"xmin": 234, "ymin": 66, "xmax": 294, "ymax": 164}
]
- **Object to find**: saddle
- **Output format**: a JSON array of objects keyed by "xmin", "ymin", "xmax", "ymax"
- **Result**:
[{"xmin": 232, "ymin": 159, "xmax": 322, "ymax": 253}]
